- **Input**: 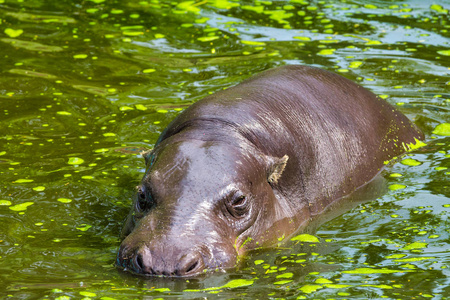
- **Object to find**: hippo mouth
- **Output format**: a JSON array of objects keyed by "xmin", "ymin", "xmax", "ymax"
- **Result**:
[
  {"xmin": 116, "ymin": 241, "xmax": 237, "ymax": 277},
  {"xmin": 116, "ymin": 250, "xmax": 204, "ymax": 277}
]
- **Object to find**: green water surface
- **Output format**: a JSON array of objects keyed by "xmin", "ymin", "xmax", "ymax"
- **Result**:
[{"xmin": 0, "ymin": 0, "xmax": 449, "ymax": 299}]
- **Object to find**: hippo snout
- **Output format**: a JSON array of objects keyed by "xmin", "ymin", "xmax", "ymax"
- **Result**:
[{"xmin": 116, "ymin": 243, "xmax": 208, "ymax": 277}]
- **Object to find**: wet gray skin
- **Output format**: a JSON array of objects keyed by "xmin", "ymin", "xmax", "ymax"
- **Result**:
[{"xmin": 116, "ymin": 65, "xmax": 424, "ymax": 277}]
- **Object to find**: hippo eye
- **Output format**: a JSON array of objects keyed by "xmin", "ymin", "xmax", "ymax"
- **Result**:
[
  {"xmin": 136, "ymin": 186, "xmax": 152, "ymax": 212},
  {"xmin": 232, "ymin": 195, "xmax": 247, "ymax": 207},
  {"xmin": 227, "ymin": 193, "xmax": 248, "ymax": 217}
]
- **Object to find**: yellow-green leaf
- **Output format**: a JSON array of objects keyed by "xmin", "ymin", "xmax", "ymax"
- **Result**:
[
  {"xmin": 291, "ymin": 233, "xmax": 320, "ymax": 243},
  {"xmin": 4, "ymin": 28, "xmax": 23, "ymax": 38},
  {"xmin": 433, "ymin": 123, "xmax": 450, "ymax": 136},
  {"xmin": 9, "ymin": 202, "xmax": 34, "ymax": 211}
]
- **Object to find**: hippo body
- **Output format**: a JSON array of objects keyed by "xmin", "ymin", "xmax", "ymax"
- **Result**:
[{"xmin": 117, "ymin": 65, "xmax": 423, "ymax": 276}]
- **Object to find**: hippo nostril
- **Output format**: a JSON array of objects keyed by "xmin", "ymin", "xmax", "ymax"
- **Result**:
[
  {"xmin": 134, "ymin": 252, "xmax": 144, "ymax": 272},
  {"xmin": 131, "ymin": 246, "xmax": 152, "ymax": 275},
  {"xmin": 178, "ymin": 251, "xmax": 205, "ymax": 276},
  {"xmin": 186, "ymin": 260, "xmax": 198, "ymax": 273}
]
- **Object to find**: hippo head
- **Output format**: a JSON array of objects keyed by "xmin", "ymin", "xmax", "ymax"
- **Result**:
[{"xmin": 116, "ymin": 138, "xmax": 291, "ymax": 277}]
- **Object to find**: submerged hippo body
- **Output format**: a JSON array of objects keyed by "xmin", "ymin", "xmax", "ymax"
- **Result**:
[{"xmin": 117, "ymin": 65, "xmax": 423, "ymax": 276}]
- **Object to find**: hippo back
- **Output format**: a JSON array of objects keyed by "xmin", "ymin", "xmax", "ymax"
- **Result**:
[{"xmin": 157, "ymin": 65, "xmax": 424, "ymax": 216}]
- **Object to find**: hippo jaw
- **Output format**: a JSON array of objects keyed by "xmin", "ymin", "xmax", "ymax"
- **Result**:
[{"xmin": 116, "ymin": 140, "xmax": 291, "ymax": 277}]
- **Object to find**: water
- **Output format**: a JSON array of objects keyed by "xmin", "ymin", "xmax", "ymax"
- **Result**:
[{"xmin": 0, "ymin": 0, "xmax": 449, "ymax": 299}]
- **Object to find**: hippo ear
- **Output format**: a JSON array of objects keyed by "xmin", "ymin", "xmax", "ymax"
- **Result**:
[
  {"xmin": 267, "ymin": 155, "xmax": 289, "ymax": 185},
  {"xmin": 140, "ymin": 149, "xmax": 153, "ymax": 165}
]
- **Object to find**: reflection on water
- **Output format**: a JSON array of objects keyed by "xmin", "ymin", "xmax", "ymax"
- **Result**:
[{"xmin": 0, "ymin": 0, "xmax": 449, "ymax": 299}]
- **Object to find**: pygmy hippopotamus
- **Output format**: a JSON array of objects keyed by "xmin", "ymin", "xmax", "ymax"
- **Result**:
[{"xmin": 116, "ymin": 65, "xmax": 424, "ymax": 277}]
